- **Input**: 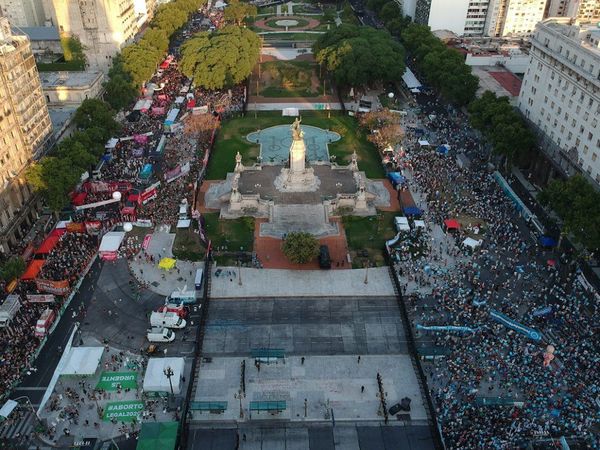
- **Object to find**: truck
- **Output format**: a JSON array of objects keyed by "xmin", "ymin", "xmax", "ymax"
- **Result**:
[
  {"xmin": 147, "ymin": 327, "xmax": 176, "ymax": 343},
  {"xmin": 35, "ymin": 308, "xmax": 56, "ymax": 338},
  {"xmin": 150, "ymin": 311, "xmax": 186, "ymax": 329}
]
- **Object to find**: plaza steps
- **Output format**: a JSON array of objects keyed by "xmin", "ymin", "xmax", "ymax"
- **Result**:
[
  {"xmin": 247, "ymin": 101, "xmax": 343, "ymax": 112},
  {"xmin": 260, "ymin": 204, "xmax": 339, "ymax": 238}
]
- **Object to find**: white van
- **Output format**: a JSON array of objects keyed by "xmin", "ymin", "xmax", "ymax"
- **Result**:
[
  {"xmin": 147, "ymin": 327, "xmax": 175, "ymax": 343},
  {"xmin": 150, "ymin": 311, "xmax": 186, "ymax": 329},
  {"xmin": 167, "ymin": 290, "xmax": 197, "ymax": 305},
  {"xmin": 194, "ymin": 268, "xmax": 203, "ymax": 291}
]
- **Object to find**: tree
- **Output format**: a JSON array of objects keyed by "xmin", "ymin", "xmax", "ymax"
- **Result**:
[
  {"xmin": 539, "ymin": 175, "xmax": 600, "ymax": 251},
  {"xmin": 122, "ymin": 41, "xmax": 162, "ymax": 87},
  {"xmin": 26, "ymin": 157, "xmax": 84, "ymax": 211},
  {"xmin": 184, "ymin": 113, "xmax": 220, "ymax": 137},
  {"xmin": 60, "ymin": 34, "xmax": 86, "ymax": 63},
  {"xmin": 313, "ymin": 25, "xmax": 405, "ymax": 88},
  {"xmin": 180, "ymin": 26, "xmax": 260, "ymax": 90},
  {"xmin": 223, "ymin": 0, "xmax": 257, "ymax": 26},
  {"xmin": 282, "ymin": 232, "xmax": 320, "ymax": 264},
  {"xmin": 140, "ymin": 28, "xmax": 170, "ymax": 54},
  {"xmin": 379, "ymin": 2, "xmax": 401, "ymax": 24},
  {"xmin": 0, "ymin": 257, "xmax": 26, "ymax": 282},
  {"xmin": 57, "ymin": 139, "xmax": 97, "ymax": 170},
  {"xmin": 73, "ymin": 99, "xmax": 119, "ymax": 135}
]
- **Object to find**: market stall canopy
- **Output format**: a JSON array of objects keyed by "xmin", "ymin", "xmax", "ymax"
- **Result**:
[
  {"xmin": 0, "ymin": 400, "xmax": 18, "ymax": 420},
  {"xmin": 402, "ymin": 67, "xmax": 422, "ymax": 90},
  {"xmin": 539, "ymin": 236, "xmax": 557, "ymax": 248},
  {"xmin": 105, "ymin": 138, "xmax": 119, "ymax": 149},
  {"xmin": 176, "ymin": 219, "xmax": 191, "ymax": 228},
  {"xmin": 418, "ymin": 140, "xmax": 430, "ymax": 147},
  {"xmin": 403, "ymin": 206, "xmax": 422, "ymax": 217},
  {"xmin": 142, "ymin": 357, "xmax": 185, "ymax": 394},
  {"xmin": 437, "ymin": 144, "xmax": 450, "ymax": 155},
  {"xmin": 414, "ymin": 220, "xmax": 426, "ymax": 229},
  {"xmin": 36, "ymin": 235, "xmax": 60, "ymax": 254},
  {"xmin": 136, "ymin": 421, "xmax": 178, "ymax": 450},
  {"xmin": 463, "ymin": 237, "xmax": 482, "ymax": 249},
  {"xmin": 21, "ymin": 259, "xmax": 45, "ymax": 280},
  {"xmin": 158, "ymin": 258, "xmax": 177, "ymax": 270},
  {"xmin": 444, "ymin": 219, "xmax": 460, "ymax": 230},
  {"xmin": 61, "ymin": 347, "xmax": 104, "ymax": 376},
  {"xmin": 99, "ymin": 232, "xmax": 125, "ymax": 253}
]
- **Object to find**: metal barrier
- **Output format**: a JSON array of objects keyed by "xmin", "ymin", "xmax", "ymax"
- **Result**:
[{"xmin": 384, "ymin": 251, "xmax": 445, "ymax": 450}]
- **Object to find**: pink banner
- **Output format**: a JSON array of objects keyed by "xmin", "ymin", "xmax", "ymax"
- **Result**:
[{"xmin": 143, "ymin": 234, "xmax": 152, "ymax": 250}]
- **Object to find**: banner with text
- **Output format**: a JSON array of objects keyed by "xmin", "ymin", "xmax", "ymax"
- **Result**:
[
  {"xmin": 102, "ymin": 400, "xmax": 143, "ymax": 422},
  {"xmin": 96, "ymin": 372, "xmax": 138, "ymax": 391}
]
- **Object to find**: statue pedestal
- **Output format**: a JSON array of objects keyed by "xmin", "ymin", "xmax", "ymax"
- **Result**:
[{"xmin": 274, "ymin": 168, "xmax": 320, "ymax": 192}]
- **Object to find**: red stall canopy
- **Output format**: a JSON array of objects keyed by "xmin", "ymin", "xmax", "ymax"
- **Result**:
[
  {"xmin": 36, "ymin": 235, "xmax": 60, "ymax": 254},
  {"xmin": 72, "ymin": 192, "xmax": 87, "ymax": 206},
  {"xmin": 22, "ymin": 259, "xmax": 45, "ymax": 280},
  {"xmin": 444, "ymin": 219, "xmax": 461, "ymax": 230}
]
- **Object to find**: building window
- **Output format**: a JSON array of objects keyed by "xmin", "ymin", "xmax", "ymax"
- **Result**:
[
  {"xmin": 589, "ymin": 132, "xmax": 593, "ymax": 141},
  {"xmin": 593, "ymin": 153, "xmax": 597, "ymax": 162}
]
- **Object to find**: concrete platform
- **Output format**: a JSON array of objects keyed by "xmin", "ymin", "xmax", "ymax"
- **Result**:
[
  {"xmin": 192, "ymin": 355, "xmax": 427, "ymax": 424},
  {"xmin": 209, "ymin": 267, "xmax": 395, "ymax": 298},
  {"xmin": 260, "ymin": 204, "xmax": 339, "ymax": 238}
]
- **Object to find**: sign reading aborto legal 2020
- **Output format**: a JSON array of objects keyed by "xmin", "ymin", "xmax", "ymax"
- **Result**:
[
  {"xmin": 102, "ymin": 401, "xmax": 144, "ymax": 422},
  {"xmin": 96, "ymin": 372, "xmax": 138, "ymax": 390}
]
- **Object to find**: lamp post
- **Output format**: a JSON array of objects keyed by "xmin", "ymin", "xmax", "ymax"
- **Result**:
[
  {"xmin": 238, "ymin": 259, "xmax": 242, "ymax": 286},
  {"xmin": 234, "ymin": 390, "xmax": 245, "ymax": 419},
  {"xmin": 163, "ymin": 366, "xmax": 174, "ymax": 396},
  {"xmin": 364, "ymin": 261, "xmax": 369, "ymax": 284}
]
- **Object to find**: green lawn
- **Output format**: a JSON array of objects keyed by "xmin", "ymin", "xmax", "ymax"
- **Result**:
[
  {"xmin": 172, "ymin": 227, "xmax": 205, "ymax": 261},
  {"xmin": 202, "ymin": 213, "xmax": 254, "ymax": 252},
  {"xmin": 260, "ymin": 32, "xmax": 321, "ymax": 42},
  {"xmin": 37, "ymin": 60, "xmax": 85, "ymax": 72},
  {"xmin": 343, "ymin": 212, "xmax": 397, "ymax": 267},
  {"xmin": 206, "ymin": 111, "xmax": 384, "ymax": 180},
  {"xmin": 257, "ymin": 60, "xmax": 324, "ymax": 98}
]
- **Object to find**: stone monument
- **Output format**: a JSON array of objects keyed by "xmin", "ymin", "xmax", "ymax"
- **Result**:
[{"xmin": 274, "ymin": 117, "xmax": 320, "ymax": 192}]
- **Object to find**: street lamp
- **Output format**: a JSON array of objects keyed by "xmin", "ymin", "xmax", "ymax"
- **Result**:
[
  {"xmin": 238, "ymin": 259, "xmax": 242, "ymax": 286},
  {"xmin": 163, "ymin": 366, "xmax": 174, "ymax": 396},
  {"xmin": 234, "ymin": 390, "xmax": 245, "ymax": 419}
]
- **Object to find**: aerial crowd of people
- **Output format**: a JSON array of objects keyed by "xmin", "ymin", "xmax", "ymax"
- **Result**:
[
  {"xmin": 389, "ymin": 88, "xmax": 599, "ymax": 449},
  {"xmin": 0, "ymin": 4, "xmax": 244, "ymax": 405}
]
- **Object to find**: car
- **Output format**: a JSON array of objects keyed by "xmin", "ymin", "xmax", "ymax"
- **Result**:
[
  {"xmin": 214, "ymin": 268, "xmax": 222, "ymax": 277},
  {"xmin": 389, "ymin": 397, "xmax": 412, "ymax": 415},
  {"xmin": 319, "ymin": 245, "xmax": 331, "ymax": 269}
]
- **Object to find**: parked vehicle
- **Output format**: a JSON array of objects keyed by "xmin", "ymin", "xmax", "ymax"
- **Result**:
[
  {"xmin": 147, "ymin": 327, "xmax": 175, "ymax": 343},
  {"xmin": 319, "ymin": 245, "xmax": 331, "ymax": 269},
  {"xmin": 150, "ymin": 311, "xmax": 186, "ymax": 329},
  {"xmin": 194, "ymin": 268, "xmax": 204, "ymax": 290},
  {"xmin": 156, "ymin": 303, "xmax": 188, "ymax": 319},
  {"xmin": 166, "ymin": 290, "xmax": 197, "ymax": 305},
  {"xmin": 35, "ymin": 308, "xmax": 56, "ymax": 338}
]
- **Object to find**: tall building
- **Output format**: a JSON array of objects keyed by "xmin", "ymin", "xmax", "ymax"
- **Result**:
[
  {"xmin": 44, "ymin": 0, "xmax": 138, "ymax": 70},
  {"xmin": 518, "ymin": 18, "xmax": 600, "ymax": 184},
  {"xmin": 0, "ymin": 0, "xmax": 46, "ymax": 27},
  {"xmin": 547, "ymin": 0, "xmax": 600, "ymax": 23},
  {"xmin": 0, "ymin": 17, "xmax": 52, "ymax": 254},
  {"xmin": 414, "ymin": 0, "xmax": 472, "ymax": 35},
  {"xmin": 414, "ymin": 0, "xmax": 544, "ymax": 37},
  {"xmin": 485, "ymin": 0, "xmax": 547, "ymax": 37}
]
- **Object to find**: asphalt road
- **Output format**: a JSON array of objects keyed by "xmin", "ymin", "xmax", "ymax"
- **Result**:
[{"xmin": 10, "ymin": 259, "xmax": 104, "ymax": 406}]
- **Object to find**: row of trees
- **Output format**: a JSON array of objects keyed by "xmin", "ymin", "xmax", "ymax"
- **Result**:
[
  {"xmin": 180, "ymin": 25, "xmax": 261, "ymax": 90},
  {"xmin": 313, "ymin": 24, "xmax": 405, "ymax": 88},
  {"xmin": 25, "ymin": 100, "xmax": 120, "ymax": 211},
  {"xmin": 538, "ymin": 175, "xmax": 600, "ymax": 251},
  {"xmin": 401, "ymin": 24, "xmax": 478, "ymax": 106},
  {"xmin": 468, "ymin": 91, "xmax": 535, "ymax": 164}
]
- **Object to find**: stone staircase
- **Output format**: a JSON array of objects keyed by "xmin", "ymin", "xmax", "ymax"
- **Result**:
[{"xmin": 259, "ymin": 204, "xmax": 339, "ymax": 238}]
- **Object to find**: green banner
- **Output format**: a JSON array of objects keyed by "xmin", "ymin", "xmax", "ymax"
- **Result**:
[
  {"xmin": 103, "ymin": 401, "xmax": 144, "ymax": 422},
  {"xmin": 96, "ymin": 372, "xmax": 138, "ymax": 391}
]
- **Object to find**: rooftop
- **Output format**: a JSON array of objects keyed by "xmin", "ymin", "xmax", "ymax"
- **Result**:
[
  {"xmin": 10, "ymin": 26, "xmax": 60, "ymax": 41},
  {"xmin": 40, "ymin": 71, "xmax": 103, "ymax": 88},
  {"xmin": 542, "ymin": 19, "xmax": 600, "ymax": 55},
  {"xmin": 48, "ymin": 106, "xmax": 77, "ymax": 138}
]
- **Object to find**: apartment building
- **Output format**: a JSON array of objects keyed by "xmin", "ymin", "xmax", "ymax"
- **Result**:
[
  {"xmin": 0, "ymin": 0, "xmax": 46, "ymax": 27},
  {"xmin": 44, "ymin": 0, "xmax": 138, "ymax": 70},
  {"xmin": 547, "ymin": 0, "xmax": 600, "ymax": 23},
  {"xmin": 485, "ymin": 0, "xmax": 547, "ymax": 37},
  {"xmin": 0, "ymin": 18, "xmax": 52, "ymax": 254},
  {"xmin": 518, "ymin": 18, "xmax": 600, "ymax": 184}
]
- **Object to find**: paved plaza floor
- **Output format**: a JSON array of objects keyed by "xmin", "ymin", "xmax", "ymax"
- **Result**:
[
  {"xmin": 202, "ymin": 297, "xmax": 409, "ymax": 356},
  {"xmin": 209, "ymin": 267, "xmax": 395, "ymax": 298},
  {"xmin": 192, "ymin": 355, "xmax": 426, "ymax": 424}
]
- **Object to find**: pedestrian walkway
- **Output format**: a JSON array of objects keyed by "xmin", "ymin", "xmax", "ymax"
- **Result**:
[{"xmin": 210, "ymin": 266, "xmax": 395, "ymax": 298}]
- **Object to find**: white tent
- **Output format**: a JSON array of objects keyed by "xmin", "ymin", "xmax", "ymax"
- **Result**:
[
  {"xmin": 176, "ymin": 219, "xmax": 191, "ymax": 228},
  {"xmin": 105, "ymin": 138, "xmax": 119, "ymax": 149},
  {"xmin": 143, "ymin": 357, "xmax": 185, "ymax": 394},
  {"xmin": 402, "ymin": 67, "xmax": 422, "ymax": 90},
  {"xmin": 0, "ymin": 400, "xmax": 18, "ymax": 419},
  {"xmin": 414, "ymin": 220, "xmax": 426, "ymax": 229},
  {"xmin": 463, "ymin": 237, "xmax": 482, "ymax": 249},
  {"xmin": 99, "ymin": 231, "xmax": 125, "ymax": 253},
  {"xmin": 418, "ymin": 140, "xmax": 430, "ymax": 147},
  {"xmin": 214, "ymin": 0, "xmax": 227, "ymax": 8},
  {"xmin": 61, "ymin": 347, "xmax": 104, "ymax": 375}
]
